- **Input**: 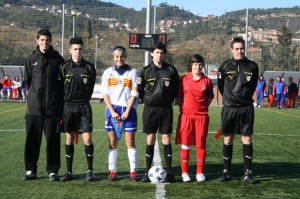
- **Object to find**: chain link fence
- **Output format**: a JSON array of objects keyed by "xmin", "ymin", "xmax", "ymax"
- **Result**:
[{"xmin": 1, "ymin": 4, "xmax": 300, "ymax": 78}]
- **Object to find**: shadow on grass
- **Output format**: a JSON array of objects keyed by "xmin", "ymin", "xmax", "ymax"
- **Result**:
[
  {"xmin": 76, "ymin": 161, "xmax": 299, "ymax": 183},
  {"xmin": 159, "ymin": 162, "xmax": 300, "ymax": 183}
]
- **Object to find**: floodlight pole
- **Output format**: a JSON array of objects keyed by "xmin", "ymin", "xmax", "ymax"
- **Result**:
[
  {"xmin": 251, "ymin": 41, "xmax": 254, "ymax": 60},
  {"xmin": 71, "ymin": 8, "xmax": 77, "ymax": 37},
  {"xmin": 61, "ymin": 4, "xmax": 65, "ymax": 57},
  {"xmin": 144, "ymin": 0, "xmax": 152, "ymax": 66},
  {"xmin": 153, "ymin": 6, "xmax": 156, "ymax": 34},
  {"xmin": 95, "ymin": 35, "xmax": 98, "ymax": 69},
  {"xmin": 245, "ymin": 8, "xmax": 249, "ymax": 57}
]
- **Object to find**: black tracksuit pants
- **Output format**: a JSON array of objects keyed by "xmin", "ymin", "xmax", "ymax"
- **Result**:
[{"xmin": 24, "ymin": 115, "xmax": 61, "ymax": 174}]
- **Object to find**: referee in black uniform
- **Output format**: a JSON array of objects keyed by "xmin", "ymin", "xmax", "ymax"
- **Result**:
[
  {"xmin": 217, "ymin": 37, "xmax": 259, "ymax": 184},
  {"xmin": 59, "ymin": 38, "xmax": 96, "ymax": 181},
  {"xmin": 139, "ymin": 42, "xmax": 179, "ymax": 183}
]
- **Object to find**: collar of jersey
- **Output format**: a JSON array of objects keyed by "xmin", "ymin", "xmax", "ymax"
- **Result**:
[{"xmin": 113, "ymin": 64, "xmax": 131, "ymax": 75}]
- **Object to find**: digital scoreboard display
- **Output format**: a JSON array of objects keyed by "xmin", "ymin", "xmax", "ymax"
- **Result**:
[{"xmin": 129, "ymin": 33, "xmax": 167, "ymax": 49}]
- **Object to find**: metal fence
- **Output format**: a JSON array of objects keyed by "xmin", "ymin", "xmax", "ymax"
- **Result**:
[{"xmin": 1, "ymin": 3, "xmax": 300, "ymax": 78}]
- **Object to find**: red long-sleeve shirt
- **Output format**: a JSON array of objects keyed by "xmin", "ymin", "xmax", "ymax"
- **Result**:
[{"xmin": 1, "ymin": 78, "xmax": 12, "ymax": 88}]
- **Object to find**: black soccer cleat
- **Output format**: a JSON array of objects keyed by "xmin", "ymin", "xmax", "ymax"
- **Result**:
[
  {"xmin": 217, "ymin": 170, "xmax": 231, "ymax": 182},
  {"xmin": 243, "ymin": 170, "xmax": 256, "ymax": 184},
  {"xmin": 86, "ymin": 170, "xmax": 95, "ymax": 181},
  {"xmin": 22, "ymin": 171, "xmax": 37, "ymax": 181},
  {"xmin": 60, "ymin": 172, "xmax": 73, "ymax": 181},
  {"xmin": 165, "ymin": 172, "xmax": 177, "ymax": 183},
  {"xmin": 140, "ymin": 173, "xmax": 151, "ymax": 182},
  {"xmin": 49, "ymin": 173, "xmax": 59, "ymax": 181}
]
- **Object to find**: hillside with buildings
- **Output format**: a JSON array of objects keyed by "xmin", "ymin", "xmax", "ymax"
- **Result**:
[{"xmin": 0, "ymin": 1, "xmax": 300, "ymax": 72}]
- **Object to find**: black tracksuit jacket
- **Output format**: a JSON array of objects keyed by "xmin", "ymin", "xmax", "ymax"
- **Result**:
[{"xmin": 24, "ymin": 46, "xmax": 64, "ymax": 116}]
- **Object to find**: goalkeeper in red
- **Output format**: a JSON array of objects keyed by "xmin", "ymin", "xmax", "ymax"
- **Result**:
[
  {"xmin": 175, "ymin": 54, "xmax": 214, "ymax": 182},
  {"xmin": 217, "ymin": 37, "xmax": 258, "ymax": 184}
]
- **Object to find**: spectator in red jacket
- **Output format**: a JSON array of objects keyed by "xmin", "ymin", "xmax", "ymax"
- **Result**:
[{"xmin": 1, "ymin": 75, "xmax": 12, "ymax": 99}]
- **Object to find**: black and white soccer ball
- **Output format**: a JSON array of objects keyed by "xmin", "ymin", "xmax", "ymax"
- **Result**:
[{"xmin": 148, "ymin": 165, "xmax": 167, "ymax": 183}]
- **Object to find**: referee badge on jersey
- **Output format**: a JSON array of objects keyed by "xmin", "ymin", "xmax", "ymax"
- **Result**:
[
  {"xmin": 202, "ymin": 85, "xmax": 206, "ymax": 90},
  {"xmin": 246, "ymin": 75, "xmax": 251, "ymax": 81},
  {"xmin": 165, "ymin": 80, "xmax": 170, "ymax": 87},
  {"xmin": 138, "ymin": 77, "xmax": 142, "ymax": 84},
  {"xmin": 83, "ymin": 77, "xmax": 88, "ymax": 84}
]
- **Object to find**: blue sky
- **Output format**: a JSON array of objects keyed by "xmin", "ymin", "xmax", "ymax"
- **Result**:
[{"xmin": 102, "ymin": 0, "xmax": 300, "ymax": 16}]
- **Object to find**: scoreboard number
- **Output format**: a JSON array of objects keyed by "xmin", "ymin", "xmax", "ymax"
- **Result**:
[{"xmin": 129, "ymin": 33, "xmax": 167, "ymax": 49}]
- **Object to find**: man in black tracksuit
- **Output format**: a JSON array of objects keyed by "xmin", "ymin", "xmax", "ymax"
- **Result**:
[
  {"xmin": 23, "ymin": 29, "xmax": 64, "ymax": 181},
  {"xmin": 59, "ymin": 38, "xmax": 96, "ymax": 181},
  {"xmin": 217, "ymin": 37, "xmax": 259, "ymax": 184},
  {"xmin": 138, "ymin": 42, "xmax": 179, "ymax": 183}
]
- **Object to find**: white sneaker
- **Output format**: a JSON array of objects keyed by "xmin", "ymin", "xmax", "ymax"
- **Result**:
[
  {"xmin": 182, "ymin": 173, "xmax": 191, "ymax": 182},
  {"xmin": 196, "ymin": 173, "xmax": 206, "ymax": 182}
]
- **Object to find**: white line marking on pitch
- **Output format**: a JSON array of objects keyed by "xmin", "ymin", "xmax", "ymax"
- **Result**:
[{"xmin": 153, "ymin": 134, "xmax": 166, "ymax": 199}]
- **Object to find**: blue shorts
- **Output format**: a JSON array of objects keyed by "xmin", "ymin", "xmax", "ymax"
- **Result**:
[
  {"xmin": 104, "ymin": 105, "xmax": 137, "ymax": 133},
  {"xmin": 1, "ymin": 87, "xmax": 12, "ymax": 92}
]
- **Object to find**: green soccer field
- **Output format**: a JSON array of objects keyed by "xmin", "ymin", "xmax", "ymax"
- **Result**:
[{"xmin": 0, "ymin": 102, "xmax": 299, "ymax": 199}]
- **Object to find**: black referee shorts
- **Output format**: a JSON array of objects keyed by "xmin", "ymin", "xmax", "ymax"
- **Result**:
[
  {"xmin": 142, "ymin": 104, "xmax": 173, "ymax": 134},
  {"xmin": 63, "ymin": 103, "xmax": 93, "ymax": 133},
  {"xmin": 221, "ymin": 105, "xmax": 254, "ymax": 136}
]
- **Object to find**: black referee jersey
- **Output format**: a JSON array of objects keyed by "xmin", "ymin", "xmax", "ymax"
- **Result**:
[
  {"xmin": 218, "ymin": 58, "xmax": 259, "ymax": 107},
  {"xmin": 138, "ymin": 61, "xmax": 179, "ymax": 106},
  {"xmin": 60, "ymin": 58, "xmax": 96, "ymax": 103}
]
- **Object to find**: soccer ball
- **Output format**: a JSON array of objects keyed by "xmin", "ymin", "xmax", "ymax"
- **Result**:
[{"xmin": 148, "ymin": 165, "xmax": 167, "ymax": 183}]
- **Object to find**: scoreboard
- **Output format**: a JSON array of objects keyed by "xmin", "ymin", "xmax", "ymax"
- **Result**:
[{"xmin": 129, "ymin": 33, "xmax": 167, "ymax": 49}]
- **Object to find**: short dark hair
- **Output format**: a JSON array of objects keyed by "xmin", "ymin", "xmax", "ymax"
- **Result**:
[
  {"xmin": 150, "ymin": 42, "xmax": 167, "ymax": 54},
  {"xmin": 231, "ymin": 37, "xmax": 245, "ymax": 48},
  {"xmin": 37, "ymin": 29, "xmax": 52, "ymax": 40},
  {"xmin": 112, "ymin": 46, "xmax": 127, "ymax": 57},
  {"xmin": 69, "ymin": 37, "xmax": 84, "ymax": 46},
  {"xmin": 187, "ymin": 54, "xmax": 205, "ymax": 72}
]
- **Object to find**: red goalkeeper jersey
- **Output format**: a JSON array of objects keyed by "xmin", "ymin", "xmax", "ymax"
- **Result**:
[{"xmin": 178, "ymin": 72, "xmax": 214, "ymax": 115}]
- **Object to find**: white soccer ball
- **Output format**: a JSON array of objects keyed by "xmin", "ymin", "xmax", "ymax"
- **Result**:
[{"xmin": 148, "ymin": 165, "xmax": 167, "ymax": 183}]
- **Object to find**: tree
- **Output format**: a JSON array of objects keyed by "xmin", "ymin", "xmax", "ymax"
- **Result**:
[
  {"xmin": 274, "ymin": 25, "xmax": 297, "ymax": 71},
  {"xmin": 84, "ymin": 19, "xmax": 92, "ymax": 39}
]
